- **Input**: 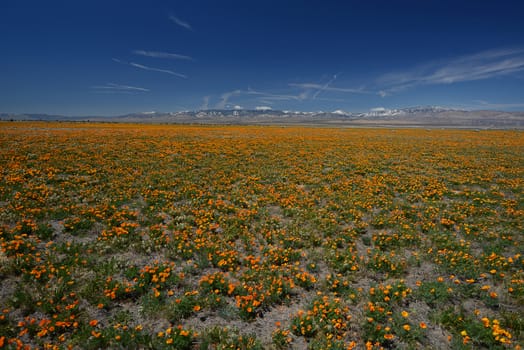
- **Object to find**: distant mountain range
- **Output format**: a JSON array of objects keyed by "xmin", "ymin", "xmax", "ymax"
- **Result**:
[{"xmin": 2, "ymin": 106, "xmax": 524, "ymax": 128}]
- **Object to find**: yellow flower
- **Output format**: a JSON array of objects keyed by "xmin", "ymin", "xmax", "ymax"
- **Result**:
[
  {"xmin": 401, "ymin": 310, "xmax": 409, "ymax": 318},
  {"xmin": 403, "ymin": 324, "xmax": 411, "ymax": 331}
]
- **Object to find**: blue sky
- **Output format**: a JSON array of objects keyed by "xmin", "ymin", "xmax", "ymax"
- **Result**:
[{"xmin": 1, "ymin": 0, "xmax": 524, "ymax": 115}]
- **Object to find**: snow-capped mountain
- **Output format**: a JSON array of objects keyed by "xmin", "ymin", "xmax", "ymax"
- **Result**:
[
  {"xmin": 359, "ymin": 106, "xmax": 459, "ymax": 118},
  {"xmin": 332, "ymin": 109, "xmax": 350, "ymax": 116},
  {"xmin": 2, "ymin": 106, "xmax": 523, "ymax": 128}
]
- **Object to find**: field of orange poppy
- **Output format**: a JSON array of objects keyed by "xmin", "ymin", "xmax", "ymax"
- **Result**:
[{"xmin": 0, "ymin": 122, "xmax": 522, "ymax": 349}]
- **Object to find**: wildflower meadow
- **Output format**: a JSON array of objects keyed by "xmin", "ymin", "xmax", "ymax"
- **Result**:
[{"xmin": 0, "ymin": 122, "xmax": 522, "ymax": 349}]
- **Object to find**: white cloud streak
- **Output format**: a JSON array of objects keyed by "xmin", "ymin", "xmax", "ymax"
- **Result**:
[
  {"xmin": 214, "ymin": 82, "xmax": 354, "ymax": 109},
  {"xmin": 378, "ymin": 48, "xmax": 524, "ymax": 95},
  {"xmin": 289, "ymin": 82, "xmax": 371, "ymax": 94},
  {"xmin": 99, "ymin": 83, "xmax": 149, "ymax": 92},
  {"xmin": 312, "ymin": 74, "xmax": 338, "ymax": 99},
  {"xmin": 91, "ymin": 83, "xmax": 150, "ymax": 93},
  {"xmin": 246, "ymin": 87, "xmax": 309, "ymax": 101},
  {"xmin": 216, "ymin": 90, "xmax": 242, "ymax": 109},
  {"xmin": 129, "ymin": 62, "xmax": 187, "ymax": 78},
  {"xmin": 112, "ymin": 58, "xmax": 187, "ymax": 78},
  {"xmin": 473, "ymin": 100, "xmax": 524, "ymax": 109},
  {"xmin": 169, "ymin": 14, "xmax": 192, "ymax": 30},
  {"xmin": 215, "ymin": 88, "xmax": 310, "ymax": 109},
  {"xmin": 133, "ymin": 50, "xmax": 193, "ymax": 61},
  {"xmin": 289, "ymin": 73, "xmax": 374, "ymax": 100},
  {"xmin": 201, "ymin": 96, "xmax": 210, "ymax": 110}
]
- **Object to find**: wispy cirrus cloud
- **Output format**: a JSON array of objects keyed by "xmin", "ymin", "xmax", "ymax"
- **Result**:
[
  {"xmin": 169, "ymin": 14, "xmax": 192, "ymax": 30},
  {"xmin": 289, "ymin": 73, "xmax": 374, "ymax": 100},
  {"xmin": 214, "ymin": 80, "xmax": 359, "ymax": 109},
  {"xmin": 473, "ymin": 99, "xmax": 524, "ymax": 109},
  {"xmin": 129, "ymin": 62, "xmax": 187, "ymax": 78},
  {"xmin": 313, "ymin": 73, "xmax": 338, "ymax": 99},
  {"xmin": 216, "ymin": 90, "xmax": 242, "ymax": 109},
  {"xmin": 289, "ymin": 83, "xmax": 370, "ymax": 95},
  {"xmin": 246, "ymin": 87, "xmax": 309, "ymax": 101},
  {"xmin": 113, "ymin": 58, "xmax": 187, "ymax": 78},
  {"xmin": 215, "ymin": 88, "xmax": 310, "ymax": 109},
  {"xmin": 377, "ymin": 48, "xmax": 524, "ymax": 96},
  {"xmin": 133, "ymin": 50, "xmax": 193, "ymax": 61},
  {"xmin": 91, "ymin": 82, "xmax": 150, "ymax": 94},
  {"xmin": 200, "ymin": 96, "xmax": 210, "ymax": 110}
]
